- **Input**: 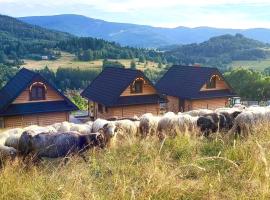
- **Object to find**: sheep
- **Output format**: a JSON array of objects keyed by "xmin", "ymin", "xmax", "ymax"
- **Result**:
[
  {"xmin": 184, "ymin": 109, "xmax": 214, "ymax": 117},
  {"xmin": 91, "ymin": 119, "xmax": 119, "ymax": 147},
  {"xmin": 58, "ymin": 121, "xmax": 71, "ymax": 132},
  {"xmin": 92, "ymin": 118, "xmax": 109, "ymax": 133},
  {"xmin": 0, "ymin": 145, "xmax": 17, "ymax": 167},
  {"xmin": 115, "ymin": 119, "xmax": 139, "ymax": 139},
  {"xmin": 139, "ymin": 113, "xmax": 160, "ymax": 138},
  {"xmin": 70, "ymin": 124, "xmax": 92, "ymax": 134},
  {"xmin": 178, "ymin": 114, "xmax": 199, "ymax": 136},
  {"xmin": 229, "ymin": 111, "xmax": 255, "ymax": 136},
  {"xmin": 18, "ymin": 130, "xmax": 106, "ymax": 162},
  {"xmin": 23, "ymin": 125, "xmax": 57, "ymax": 135},
  {"xmin": 157, "ymin": 113, "xmax": 180, "ymax": 140}
]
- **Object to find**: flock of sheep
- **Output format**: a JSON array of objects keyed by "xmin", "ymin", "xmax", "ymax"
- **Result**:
[{"xmin": 1, "ymin": 105, "xmax": 270, "ymax": 165}]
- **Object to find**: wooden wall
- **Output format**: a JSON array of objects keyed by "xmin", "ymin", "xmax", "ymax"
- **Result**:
[
  {"xmin": 4, "ymin": 112, "xmax": 68, "ymax": 128},
  {"xmin": 200, "ymin": 75, "xmax": 230, "ymax": 91},
  {"xmin": 190, "ymin": 98, "xmax": 228, "ymax": 110},
  {"xmin": 120, "ymin": 77, "xmax": 156, "ymax": 96},
  {"xmin": 13, "ymin": 83, "xmax": 63, "ymax": 104},
  {"xmin": 166, "ymin": 95, "xmax": 229, "ymax": 113},
  {"xmin": 93, "ymin": 102, "xmax": 160, "ymax": 119},
  {"xmin": 167, "ymin": 96, "xmax": 179, "ymax": 113}
]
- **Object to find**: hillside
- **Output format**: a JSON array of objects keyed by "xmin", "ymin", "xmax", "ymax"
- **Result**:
[
  {"xmin": 19, "ymin": 14, "xmax": 270, "ymax": 48},
  {"xmin": 164, "ymin": 34, "xmax": 270, "ymax": 71},
  {"xmin": 0, "ymin": 15, "xmax": 164, "ymax": 66},
  {"xmin": 0, "ymin": 14, "xmax": 72, "ymax": 65}
]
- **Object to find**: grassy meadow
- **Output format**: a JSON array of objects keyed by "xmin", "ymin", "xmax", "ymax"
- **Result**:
[
  {"xmin": 230, "ymin": 59, "xmax": 270, "ymax": 72},
  {"xmin": 1, "ymin": 125, "xmax": 270, "ymax": 199},
  {"xmin": 22, "ymin": 52, "xmax": 162, "ymax": 71}
]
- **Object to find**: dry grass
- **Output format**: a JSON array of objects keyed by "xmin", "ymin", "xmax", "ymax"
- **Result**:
[
  {"xmin": 22, "ymin": 52, "xmax": 162, "ymax": 72},
  {"xmin": 1, "ymin": 126, "xmax": 270, "ymax": 199}
]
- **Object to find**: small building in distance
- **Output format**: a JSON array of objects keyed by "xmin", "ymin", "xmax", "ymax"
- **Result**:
[
  {"xmin": 0, "ymin": 68, "xmax": 78, "ymax": 128},
  {"xmin": 81, "ymin": 67, "xmax": 166, "ymax": 119},
  {"xmin": 156, "ymin": 65, "xmax": 236, "ymax": 112}
]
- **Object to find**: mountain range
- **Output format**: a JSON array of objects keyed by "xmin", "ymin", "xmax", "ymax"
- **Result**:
[{"xmin": 19, "ymin": 14, "xmax": 270, "ymax": 48}]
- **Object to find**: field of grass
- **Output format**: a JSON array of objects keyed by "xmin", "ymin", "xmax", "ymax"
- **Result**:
[
  {"xmin": 230, "ymin": 59, "xmax": 270, "ymax": 72},
  {"xmin": 22, "ymin": 52, "xmax": 161, "ymax": 71},
  {"xmin": 1, "ymin": 125, "xmax": 270, "ymax": 199}
]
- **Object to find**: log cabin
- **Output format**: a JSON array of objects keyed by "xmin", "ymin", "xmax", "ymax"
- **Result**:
[
  {"xmin": 156, "ymin": 65, "xmax": 237, "ymax": 112},
  {"xmin": 0, "ymin": 68, "xmax": 78, "ymax": 128},
  {"xmin": 81, "ymin": 67, "xmax": 166, "ymax": 119}
]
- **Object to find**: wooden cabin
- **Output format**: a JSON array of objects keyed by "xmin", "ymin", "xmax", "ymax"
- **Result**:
[
  {"xmin": 156, "ymin": 65, "xmax": 236, "ymax": 112},
  {"xmin": 81, "ymin": 67, "xmax": 166, "ymax": 119},
  {"xmin": 0, "ymin": 68, "xmax": 78, "ymax": 128}
]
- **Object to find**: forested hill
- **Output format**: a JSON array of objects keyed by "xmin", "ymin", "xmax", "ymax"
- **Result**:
[
  {"xmin": 0, "ymin": 14, "xmax": 165, "ymax": 66},
  {"xmin": 20, "ymin": 14, "xmax": 270, "ymax": 48},
  {"xmin": 164, "ymin": 34, "xmax": 270, "ymax": 71},
  {"xmin": 0, "ymin": 14, "xmax": 72, "ymax": 65},
  {"xmin": 0, "ymin": 14, "xmax": 71, "ymax": 41}
]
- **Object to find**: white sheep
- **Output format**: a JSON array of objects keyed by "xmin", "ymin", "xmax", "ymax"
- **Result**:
[
  {"xmin": 23, "ymin": 125, "xmax": 57, "ymax": 135},
  {"xmin": 157, "ymin": 112, "xmax": 180, "ymax": 140},
  {"xmin": 115, "ymin": 119, "xmax": 138, "ymax": 139},
  {"xmin": 58, "ymin": 121, "xmax": 71, "ymax": 133},
  {"xmin": 92, "ymin": 118, "xmax": 109, "ymax": 132},
  {"xmin": 184, "ymin": 109, "xmax": 214, "ymax": 117},
  {"xmin": 70, "ymin": 124, "xmax": 92, "ymax": 134},
  {"xmin": 139, "ymin": 113, "xmax": 160, "ymax": 138},
  {"xmin": 178, "ymin": 114, "xmax": 199, "ymax": 136},
  {"xmin": 229, "ymin": 107, "xmax": 270, "ymax": 136}
]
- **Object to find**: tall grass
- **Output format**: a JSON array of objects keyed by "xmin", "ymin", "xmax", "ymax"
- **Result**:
[{"xmin": 1, "ymin": 126, "xmax": 270, "ymax": 199}]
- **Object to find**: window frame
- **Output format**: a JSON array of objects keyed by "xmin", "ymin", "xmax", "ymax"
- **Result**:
[
  {"xmin": 130, "ymin": 79, "xmax": 144, "ymax": 94},
  {"xmin": 206, "ymin": 76, "xmax": 217, "ymax": 89},
  {"xmin": 29, "ymin": 82, "xmax": 46, "ymax": 101}
]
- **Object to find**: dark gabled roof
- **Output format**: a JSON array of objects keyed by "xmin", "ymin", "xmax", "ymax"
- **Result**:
[
  {"xmin": 156, "ymin": 65, "xmax": 236, "ymax": 100},
  {"xmin": 0, "ymin": 68, "xmax": 78, "ymax": 115},
  {"xmin": 0, "ymin": 101, "xmax": 77, "ymax": 117},
  {"xmin": 81, "ymin": 67, "xmax": 163, "ymax": 107}
]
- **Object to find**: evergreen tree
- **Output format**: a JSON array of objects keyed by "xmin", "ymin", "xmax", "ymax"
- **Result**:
[{"xmin": 130, "ymin": 60, "xmax": 136, "ymax": 69}]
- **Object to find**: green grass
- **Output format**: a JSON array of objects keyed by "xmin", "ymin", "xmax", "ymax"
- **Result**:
[
  {"xmin": 230, "ymin": 59, "xmax": 270, "ymax": 72},
  {"xmin": 1, "ymin": 125, "xmax": 270, "ymax": 199},
  {"xmin": 22, "ymin": 52, "xmax": 162, "ymax": 72}
]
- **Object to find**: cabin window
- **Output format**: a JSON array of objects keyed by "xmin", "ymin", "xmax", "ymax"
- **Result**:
[
  {"xmin": 98, "ymin": 103, "xmax": 103, "ymax": 113},
  {"xmin": 206, "ymin": 76, "xmax": 217, "ymax": 89},
  {"xmin": 30, "ymin": 83, "xmax": 46, "ymax": 101},
  {"xmin": 131, "ymin": 80, "xmax": 143, "ymax": 94}
]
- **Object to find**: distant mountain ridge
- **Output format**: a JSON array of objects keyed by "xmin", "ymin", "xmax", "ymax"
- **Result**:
[{"xmin": 19, "ymin": 14, "xmax": 270, "ymax": 48}]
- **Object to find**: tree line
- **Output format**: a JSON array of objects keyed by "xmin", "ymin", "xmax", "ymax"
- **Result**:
[{"xmin": 1, "ymin": 65, "xmax": 270, "ymax": 101}]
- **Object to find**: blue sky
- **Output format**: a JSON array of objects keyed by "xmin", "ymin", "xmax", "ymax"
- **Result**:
[{"xmin": 0, "ymin": 0, "xmax": 270, "ymax": 28}]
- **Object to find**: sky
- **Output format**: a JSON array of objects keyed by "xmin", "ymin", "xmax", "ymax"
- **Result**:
[{"xmin": 0, "ymin": 0, "xmax": 270, "ymax": 29}]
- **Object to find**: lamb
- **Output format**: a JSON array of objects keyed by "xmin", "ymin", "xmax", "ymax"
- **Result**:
[
  {"xmin": 139, "ymin": 113, "xmax": 160, "ymax": 138},
  {"xmin": 18, "ymin": 131, "xmax": 106, "ymax": 162}
]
